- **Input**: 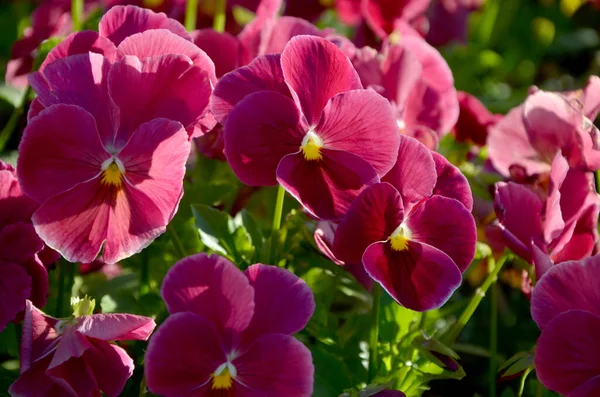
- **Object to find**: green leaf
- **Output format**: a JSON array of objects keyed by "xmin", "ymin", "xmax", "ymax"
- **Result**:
[
  {"xmin": 192, "ymin": 204, "xmax": 238, "ymax": 257},
  {"xmin": 311, "ymin": 345, "xmax": 353, "ymax": 397},
  {"xmin": 498, "ymin": 350, "xmax": 535, "ymax": 380}
]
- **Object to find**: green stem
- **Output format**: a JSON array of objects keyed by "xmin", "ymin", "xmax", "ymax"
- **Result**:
[
  {"xmin": 368, "ymin": 284, "xmax": 382, "ymax": 383},
  {"xmin": 443, "ymin": 254, "xmax": 508, "ymax": 343},
  {"xmin": 595, "ymin": 170, "xmax": 600, "ymax": 194},
  {"xmin": 55, "ymin": 260, "xmax": 75, "ymax": 317},
  {"xmin": 489, "ymin": 275, "xmax": 498, "ymax": 397},
  {"xmin": 139, "ymin": 375, "xmax": 148, "ymax": 397},
  {"xmin": 213, "ymin": 0, "xmax": 227, "ymax": 32},
  {"xmin": 139, "ymin": 252, "xmax": 150, "ymax": 296},
  {"xmin": 536, "ymin": 380, "xmax": 544, "ymax": 397},
  {"xmin": 267, "ymin": 185, "xmax": 285, "ymax": 264},
  {"xmin": 71, "ymin": 0, "xmax": 83, "ymax": 32},
  {"xmin": 0, "ymin": 86, "xmax": 31, "ymax": 152},
  {"xmin": 168, "ymin": 223, "xmax": 187, "ymax": 259},
  {"xmin": 184, "ymin": 0, "xmax": 198, "ymax": 31}
]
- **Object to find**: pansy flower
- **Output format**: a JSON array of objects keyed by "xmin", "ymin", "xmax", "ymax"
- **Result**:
[
  {"xmin": 452, "ymin": 91, "xmax": 501, "ymax": 146},
  {"xmin": 332, "ymin": 136, "xmax": 476, "ymax": 311},
  {"xmin": 9, "ymin": 298, "xmax": 156, "ymax": 397},
  {"xmin": 18, "ymin": 50, "xmax": 194, "ymax": 264},
  {"xmin": 361, "ymin": 0, "xmax": 431, "ymax": 39},
  {"xmin": 531, "ymin": 255, "xmax": 600, "ymax": 397},
  {"xmin": 426, "ymin": 0, "xmax": 484, "ymax": 46},
  {"xmin": 213, "ymin": 35, "xmax": 400, "ymax": 220},
  {"xmin": 349, "ymin": 36, "xmax": 459, "ymax": 148},
  {"xmin": 0, "ymin": 161, "xmax": 58, "ymax": 332},
  {"xmin": 145, "ymin": 253, "xmax": 315, "ymax": 396}
]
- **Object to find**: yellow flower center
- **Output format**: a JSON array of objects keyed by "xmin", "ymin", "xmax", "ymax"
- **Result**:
[
  {"xmin": 389, "ymin": 224, "xmax": 411, "ymax": 252},
  {"xmin": 212, "ymin": 364, "xmax": 235, "ymax": 390},
  {"xmin": 301, "ymin": 131, "xmax": 323, "ymax": 161},
  {"xmin": 101, "ymin": 160, "xmax": 124, "ymax": 187}
]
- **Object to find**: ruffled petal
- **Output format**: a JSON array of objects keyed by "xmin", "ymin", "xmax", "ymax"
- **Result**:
[
  {"xmin": 75, "ymin": 313, "xmax": 155, "ymax": 341},
  {"xmin": 381, "ymin": 135, "xmax": 436, "ymax": 208},
  {"xmin": 0, "ymin": 166, "xmax": 38, "ymax": 227},
  {"xmin": 430, "ymin": 151, "xmax": 473, "ymax": 211},
  {"xmin": 0, "ymin": 222, "xmax": 44, "ymax": 264},
  {"xmin": 99, "ymin": 5, "xmax": 190, "ymax": 46},
  {"xmin": 192, "ymin": 29, "xmax": 248, "ymax": 78},
  {"xmin": 83, "ymin": 340, "xmax": 134, "ymax": 397},
  {"xmin": 281, "ymin": 36, "xmax": 362, "ymax": 125},
  {"xmin": 333, "ymin": 182, "xmax": 404, "ymax": 263},
  {"xmin": 161, "ymin": 253, "xmax": 255, "ymax": 339},
  {"xmin": 544, "ymin": 153, "xmax": 569, "ymax": 243},
  {"xmin": 9, "ymin": 357, "xmax": 71, "ymax": 397},
  {"xmin": 29, "ymin": 53, "xmax": 119, "ymax": 147},
  {"xmin": 17, "ymin": 104, "xmax": 110, "ymax": 203},
  {"xmin": 242, "ymin": 264, "xmax": 315, "ymax": 343},
  {"xmin": 233, "ymin": 334, "xmax": 314, "ymax": 397},
  {"xmin": 531, "ymin": 257, "xmax": 600, "ymax": 330},
  {"xmin": 316, "ymin": 90, "xmax": 400, "ymax": 177},
  {"xmin": 49, "ymin": 330, "xmax": 93, "ymax": 369},
  {"xmin": 109, "ymin": 55, "xmax": 211, "ymax": 144},
  {"xmin": 406, "ymin": 195, "xmax": 477, "ymax": 272},
  {"xmin": 363, "ymin": 241, "xmax": 462, "ymax": 311},
  {"xmin": 20, "ymin": 300, "xmax": 60, "ymax": 373},
  {"xmin": 535, "ymin": 311, "xmax": 600, "ymax": 397},
  {"xmin": 45, "ymin": 354, "xmax": 98, "ymax": 397},
  {"xmin": 262, "ymin": 16, "xmax": 325, "ymax": 54},
  {"xmin": 145, "ymin": 312, "xmax": 227, "ymax": 397},
  {"xmin": 212, "ymin": 54, "xmax": 291, "ymax": 124},
  {"xmin": 276, "ymin": 149, "xmax": 379, "ymax": 220},
  {"xmin": 381, "ymin": 43, "xmax": 422, "ymax": 108},
  {"xmin": 40, "ymin": 31, "xmax": 118, "ymax": 72},
  {"xmin": 0, "ymin": 261, "xmax": 31, "ymax": 332},
  {"xmin": 224, "ymin": 91, "xmax": 306, "ymax": 186}
]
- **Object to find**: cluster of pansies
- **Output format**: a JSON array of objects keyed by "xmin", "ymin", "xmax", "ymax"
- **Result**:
[{"xmin": 2, "ymin": 0, "xmax": 600, "ymax": 396}]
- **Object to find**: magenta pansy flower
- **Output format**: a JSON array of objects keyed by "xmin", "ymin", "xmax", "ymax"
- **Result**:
[
  {"xmin": 18, "ymin": 50, "xmax": 193, "ymax": 264},
  {"xmin": 349, "ymin": 36, "xmax": 459, "ymax": 147},
  {"xmin": 9, "ymin": 299, "xmax": 156, "ymax": 397},
  {"xmin": 0, "ymin": 161, "xmax": 55, "ymax": 332},
  {"xmin": 332, "ymin": 136, "xmax": 476, "ymax": 311},
  {"xmin": 453, "ymin": 91, "xmax": 501, "ymax": 146},
  {"xmin": 144, "ymin": 253, "xmax": 315, "ymax": 396},
  {"xmin": 488, "ymin": 81, "xmax": 600, "ymax": 177},
  {"xmin": 213, "ymin": 35, "xmax": 400, "ymax": 220},
  {"xmin": 493, "ymin": 152, "xmax": 598, "ymax": 275},
  {"xmin": 362, "ymin": 0, "xmax": 431, "ymax": 39},
  {"xmin": 426, "ymin": 0, "xmax": 484, "ymax": 46},
  {"xmin": 531, "ymin": 256, "xmax": 600, "ymax": 397}
]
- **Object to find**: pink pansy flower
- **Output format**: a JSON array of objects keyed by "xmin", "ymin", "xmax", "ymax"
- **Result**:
[
  {"xmin": 144, "ymin": 253, "xmax": 315, "ymax": 397},
  {"xmin": 33, "ymin": 5, "xmax": 216, "ymax": 137},
  {"xmin": 453, "ymin": 91, "xmax": 501, "ymax": 146},
  {"xmin": 332, "ymin": 136, "xmax": 476, "ymax": 311},
  {"xmin": 213, "ymin": 35, "xmax": 400, "ymax": 220},
  {"xmin": 349, "ymin": 36, "xmax": 459, "ymax": 147},
  {"xmin": 488, "ymin": 79, "xmax": 600, "ymax": 177},
  {"xmin": 0, "ymin": 161, "xmax": 55, "ymax": 332},
  {"xmin": 531, "ymin": 256, "xmax": 600, "ymax": 397},
  {"xmin": 18, "ymin": 50, "xmax": 193, "ymax": 264},
  {"xmin": 362, "ymin": 0, "xmax": 431, "ymax": 39},
  {"xmin": 426, "ymin": 0, "xmax": 484, "ymax": 46},
  {"xmin": 494, "ymin": 152, "xmax": 598, "ymax": 276},
  {"xmin": 9, "ymin": 298, "xmax": 155, "ymax": 397}
]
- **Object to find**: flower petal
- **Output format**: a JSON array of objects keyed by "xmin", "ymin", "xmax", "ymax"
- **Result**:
[
  {"xmin": 46, "ymin": 354, "xmax": 98, "ymax": 397},
  {"xmin": 0, "ymin": 261, "xmax": 31, "ymax": 332},
  {"xmin": 262, "ymin": 16, "xmax": 325, "ymax": 54},
  {"xmin": 276, "ymin": 149, "xmax": 379, "ymax": 220},
  {"xmin": 281, "ymin": 35, "xmax": 362, "ymax": 125},
  {"xmin": 544, "ymin": 153, "xmax": 568, "ymax": 243},
  {"xmin": 75, "ymin": 313, "xmax": 155, "ymax": 341},
  {"xmin": 145, "ymin": 312, "xmax": 227, "ymax": 397},
  {"xmin": 99, "ymin": 5, "xmax": 190, "ymax": 46},
  {"xmin": 333, "ymin": 183, "xmax": 404, "ymax": 263},
  {"xmin": 316, "ymin": 90, "xmax": 400, "ymax": 177},
  {"xmin": 381, "ymin": 43, "xmax": 422, "ymax": 108},
  {"xmin": 363, "ymin": 241, "xmax": 462, "ymax": 311},
  {"xmin": 49, "ymin": 329, "xmax": 93, "ymax": 369},
  {"xmin": 430, "ymin": 151, "xmax": 473, "ymax": 211},
  {"xmin": 40, "ymin": 31, "xmax": 118, "ymax": 72},
  {"xmin": 161, "ymin": 253, "xmax": 255, "ymax": 340},
  {"xmin": 224, "ymin": 91, "xmax": 306, "ymax": 186},
  {"xmin": 535, "ymin": 311, "xmax": 600, "ymax": 397},
  {"xmin": 212, "ymin": 54, "xmax": 291, "ymax": 125},
  {"xmin": 9, "ymin": 357, "xmax": 70, "ymax": 397},
  {"xmin": 233, "ymin": 333, "xmax": 314, "ymax": 397},
  {"xmin": 29, "ymin": 53, "xmax": 119, "ymax": 147},
  {"xmin": 31, "ymin": 177, "xmax": 110, "ymax": 264},
  {"xmin": 242, "ymin": 264, "xmax": 315, "ymax": 343},
  {"xmin": 570, "ymin": 376, "xmax": 600, "ymax": 397},
  {"xmin": 20, "ymin": 300, "xmax": 60, "ymax": 373},
  {"xmin": 381, "ymin": 135, "xmax": 436, "ymax": 208},
  {"xmin": 83, "ymin": 340, "xmax": 134, "ymax": 397},
  {"xmin": 0, "ymin": 222, "xmax": 44, "ymax": 264},
  {"xmin": 531, "ymin": 257, "xmax": 600, "ymax": 329},
  {"xmin": 406, "ymin": 195, "xmax": 477, "ymax": 272},
  {"xmin": 17, "ymin": 104, "xmax": 110, "ymax": 203},
  {"xmin": 109, "ymin": 55, "xmax": 211, "ymax": 144},
  {"xmin": 0, "ymin": 166, "xmax": 38, "ymax": 227},
  {"xmin": 192, "ymin": 29, "xmax": 248, "ymax": 78}
]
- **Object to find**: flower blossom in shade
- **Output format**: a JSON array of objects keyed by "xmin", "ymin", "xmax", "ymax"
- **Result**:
[
  {"xmin": 213, "ymin": 35, "xmax": 400, "ymax": 220},
  {"xmin": 531, "ymin": 256, "xmax": 600, "ymax": 397},
  {"xmin": 493, "ymin": 151, "xmax": 599, "ymax": 277},
  {"xmin": 0, "ymin": 161, "xmax": 58, "ymax": 332},
  {"xmin": 332, "ymin": 135, "xmax": 476, "ymax": 311},
  {"xmin": 488, "ymin": 78, "xmax": 600, "ymax": 177},
  {"xmin": 361, "ymin": 0, "xmax": 431, "ymax": 39},
  {"xmin": 18, "ymin": 50, "xmax": 193, "ymax": 264},
  {"xmin": 144, "ymin": 253, "xmax": 315, "ymax": 397},
  {"xmin": 348, "ymin": 36, "xmax": 459, "ymax": 148},
  {"xmin": 9, "ymin": 298, "xmax": 156, "ymax": 397},
  {"xmin": 426, "ymin": 0, "xmax": 484, "ymax": 46},
  {"xmin": 33, "ymin": 5, "xmax": 216, "ymax": 137},
  {"xmin": 453, "ymin": 91, "xmax": 501, "ymax": 146}
]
